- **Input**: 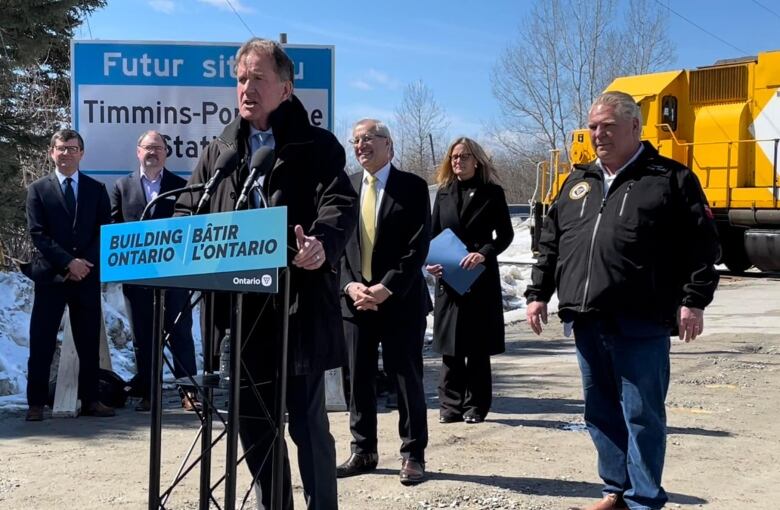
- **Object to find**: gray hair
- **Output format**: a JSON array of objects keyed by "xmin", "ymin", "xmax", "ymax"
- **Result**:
[
  {"xmin": 235, "ymin": 37, "xmax": 294, "ymax": 83},
  {"xmin": 354, "ymin": 118, "xmax": 393, "ymax": 142},
  {"xmin": 590, "ymin": 91, "xmax": 643, "ymax": 125},
  {"xmin": 136, "ymin": 130, "xmax": 164, "ymax": 146}
]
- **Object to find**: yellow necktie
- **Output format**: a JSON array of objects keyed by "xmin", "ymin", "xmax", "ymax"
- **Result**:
[{"xmin": 360, "ymin": 174, "xmax": 377, "ymax": 281}]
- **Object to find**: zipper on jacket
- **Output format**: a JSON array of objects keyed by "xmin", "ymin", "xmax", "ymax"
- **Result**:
[
  {"xmin": 579, "ymin": 194, "xmax": 589, "ymax": 218},
  {"xmin": 618, "ymin": 182, "xmax": 634, "ymax": 217},
  {"xmin": 580, "ymin": 197, "xmax": 606, "ymax": 312}
]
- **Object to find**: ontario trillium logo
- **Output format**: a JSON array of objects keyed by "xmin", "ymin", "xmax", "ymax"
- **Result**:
[
  {"xmin": 261, "ymin": 275, "xmax": 273, "ymax": 287},
  {"xmin": 569, "ymin": 181, "xmax": 591, "ymax": 200}
]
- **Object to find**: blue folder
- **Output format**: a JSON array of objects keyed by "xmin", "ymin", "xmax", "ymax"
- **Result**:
[{"xmin": 425, "ymin": 228, "xmax": 485, "ymax": 295}]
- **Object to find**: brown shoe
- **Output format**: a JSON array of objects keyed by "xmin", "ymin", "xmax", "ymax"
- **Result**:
[
  {"xmin": 81, "ymin": 401, "xmax": 116, "ymax": 417},
  {"xmin": 336, "ymin": 452, "xmax": 378, "ymax": 478},
  {"xmin": 181, "ymin": 391, "xmax": 201, "ymax": 412},
  {"xmin": 569, "ymin": 493, "xmax": 626, "ymax": 510},
  {"xmin": 399, "ymin": 459, "xmax": 426, "ymax": 486},
  {"xmin": 135, "ymin": 398, "xmax": 151, "ymax": 412},
  {"xmin": 25, "ymin": 405, "xmax": 44, "ymax": 422}
]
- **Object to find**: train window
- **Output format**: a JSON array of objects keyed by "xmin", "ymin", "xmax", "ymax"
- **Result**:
[{"xmin": 661, "ymin": 95, "xmax": 678, "ymax": 131}]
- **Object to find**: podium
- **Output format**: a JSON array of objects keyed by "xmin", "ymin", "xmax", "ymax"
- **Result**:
[{"xmin": 101, "ymin": 207, "xmax": 289, "ymax": 510}]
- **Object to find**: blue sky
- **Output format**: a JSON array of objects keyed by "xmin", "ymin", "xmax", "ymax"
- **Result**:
[{"xmin": 78, "ymin": 0, "xmax": 780, "ymax": 140}]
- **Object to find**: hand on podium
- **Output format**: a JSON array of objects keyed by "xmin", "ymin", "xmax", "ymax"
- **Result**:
[{"xmin": 292, "ymin": 224, "xmax": 325, "ymax": 270}]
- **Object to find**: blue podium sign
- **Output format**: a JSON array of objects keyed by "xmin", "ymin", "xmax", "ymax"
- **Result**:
[{"xmin": 100, "ymin": 207, "xmax": 287, "ymax": 293}]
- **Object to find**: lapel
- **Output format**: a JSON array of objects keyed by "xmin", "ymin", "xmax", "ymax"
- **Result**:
[
  {"xmin": 132, "ymin": 170, "xmax": 149, "ymax": 206},
  {"xmin": 160, "ymin": 169, "xmax": 175, "ymax": 193},
  {"xmin": 460, "ymin": 184, "xmax": 477, "ymax": 217},
  {"xmin": 346, "ymin": 171, "xmax": 364, "ymax": 279},
  {"xmin": 47, "ymin": 174, "xmax": 70, "ymax": 218},
  {"xmin": 438, "ymin": 181, "xmax": 460, "ymax": 231},
  {"xmin": 461, "ymin": 183, "xmax": 489, "ymax": 229},
  {"xmin": 74, "ymin": 173, "xmax": 92, "ymax": 227},
  {"xmin": 374, "ymin": 165, "xmax": 397, "ymax": 244},
  {"xmin": 461, "ymin": 183, "xmax": 491, "ymax": 228}
]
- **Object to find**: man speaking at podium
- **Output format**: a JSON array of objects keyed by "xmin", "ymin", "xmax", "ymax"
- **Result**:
[{"xmin": 176, "ymin": 38, "xmax": 358, "ymax": 509}]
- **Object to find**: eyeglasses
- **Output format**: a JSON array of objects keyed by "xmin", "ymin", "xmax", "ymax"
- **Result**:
[
  {"xmin": 139, "ymin": 145, "xmax": 165, "ymax": 152},
  {"xmin": 52, "ymin": 146, "xmax": 81, "ymax": 154},
  {"xmin": 348, "ymin": 134, "xmax": 387, "ymax": 146},
  {"xmin": 450, "ymin": 153, "xmax": 473, "ymax": 161}
]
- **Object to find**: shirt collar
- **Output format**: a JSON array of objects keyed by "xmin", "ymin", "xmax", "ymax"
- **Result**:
[
  {"xmin": 250, "ymin": 125, "xmax": 274, "ymax": 141},
  {"xmin": 140, "ymin": 166, "xmax": 163, "ymax": 182},
  {"xmin": 55, "ymin": 169, "xmax": 79, "ymax": 185},
  {"xmin": 363, "ymin": 161, "xmax": 391, "ymax": 186},
  {"xmin": 596, "ymin": 143, "xmax": 644, "ymax": 177}
]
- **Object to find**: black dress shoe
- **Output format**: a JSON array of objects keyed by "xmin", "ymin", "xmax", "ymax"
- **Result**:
[
  {"xmin": 464, "ymin": 411, "xmax": 484, "ymax": 424},
  {"xmin": 135, "ymin": 398, "xmax": 151, "ymax": 412},
  {"xmin": 336, "ymin": 452, "xmax": 378, "ymax": 478},
  {"xmin": 438, "ymin": 413, "xmax": 463, "ymax": 424},
  {"xmin": 25, "ymin": 405, "xmax": 44, "ymax": 422},
  {"xmin": 464, "ymin": 414, "xmax": 484, "ymax": 424},
  {"xmin": 82, "ymin": 401, "xmax": 116, "ymax": 417},
  {"xmin": 399, "ymin": 459, "xmax": 425, "ymax": 485}
]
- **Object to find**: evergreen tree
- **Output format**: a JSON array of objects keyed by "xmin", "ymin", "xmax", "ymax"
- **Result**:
[{"xmin": 0, "ymin": 0, "xmax": 105, "ymax": 263}]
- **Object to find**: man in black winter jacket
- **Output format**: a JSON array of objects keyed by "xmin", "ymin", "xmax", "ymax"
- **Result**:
[
  {"xmin": 525, "ymin": 91, "xmax": 719, "ymax": 510},
  {"xmin": 176, "ymin": 38, "xmax": 358, "ymax": 510}
]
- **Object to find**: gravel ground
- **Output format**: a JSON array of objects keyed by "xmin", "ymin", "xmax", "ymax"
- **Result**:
[{"xmin": 1, "ymin": 276, "xmax": 779, "ymax": 509}]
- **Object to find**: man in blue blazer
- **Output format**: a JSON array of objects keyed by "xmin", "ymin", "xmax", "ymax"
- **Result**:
[
  {"xmin": 110, "ymin": 130, "xmax": 198, "ymax": 412},
  {"xmin": 25, "ymin": 129, "xmax": 114, "ymax": 421}
]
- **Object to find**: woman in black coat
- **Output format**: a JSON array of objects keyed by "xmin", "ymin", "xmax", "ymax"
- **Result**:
[{"xmin": 426, "ymin": 137, "xmax": 513, "ymax": 424}]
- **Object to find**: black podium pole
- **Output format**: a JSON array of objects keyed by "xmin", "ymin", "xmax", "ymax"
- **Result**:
[
  {"xmin": 224, "ymin": 292, "xmax": 243, "ymax": 510},
  {"xmin": 148, "ymin": 288, "xmax": 165, "ymax": 510},
  {"xmin": 271, "ymin": 268, "xmax": 291, "ymax": 508},
  {"xmin": 199, "ymin": 292, "xmax": 214, "ymax": 510}
]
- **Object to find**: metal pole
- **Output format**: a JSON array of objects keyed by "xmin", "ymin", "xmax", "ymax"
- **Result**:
[
  {"xmin": 199, "ymin": 292, "xmax": 214, "ymax": 510},
  {"xmin": 773, "ymin": 139, "xmax": 778, "ymax": 209},
  {"xmin": 148, "ymin": 288, "xmax": 165, "ymax": 510},
  {"xmin": 428, "ymin": 133, "xmax": 436, "ymax": 167},
  {"xmin": 279, "ymin": 33, "xmax": 287, "ymax": 44},
  {"xmin": 726, "ymin": 142, "xmax": 733, "ymax": 205},
  {"xmin": 271, "ymin": 269, "xmax": 291, "ymax": 510},
  {"xmin": 224, "ymin": 293, "xmax": 243, "ymax": 510}
]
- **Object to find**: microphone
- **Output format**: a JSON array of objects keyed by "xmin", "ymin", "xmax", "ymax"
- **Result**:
[
  {"xmin": 196, "ymin": 148, "xmax": 239, "ymax": 212},
  {"xmin": 141, "ymin": 183, "xmax": 205, "ymax": 220},
  {"xmin": 235, "ymin": 146, "xmax": 276, "ymax": 210}
]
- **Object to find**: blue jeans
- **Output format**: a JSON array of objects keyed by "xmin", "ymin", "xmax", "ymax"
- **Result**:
[{"xmin": 574, "ymin": 316, "xmax": 671, "ymax": 510}]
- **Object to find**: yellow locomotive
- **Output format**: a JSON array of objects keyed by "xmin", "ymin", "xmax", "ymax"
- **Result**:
[{"xmin": 534, "ymin": 50, "xmax": 780, "ymax": 272}]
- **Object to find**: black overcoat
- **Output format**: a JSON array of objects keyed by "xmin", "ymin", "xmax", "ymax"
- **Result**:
[
  {"xmin": 175, "ymin": 95, "xmax": 358, "ymax": 375},
  {"xmin": 431, "ymin": 180, "xmax": 513, "ymax": 356}
]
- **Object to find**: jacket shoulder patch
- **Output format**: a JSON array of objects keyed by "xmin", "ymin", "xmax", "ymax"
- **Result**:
[{"xmin": 568, "ymin": 181, "xmax": 591, "ymax": 200}]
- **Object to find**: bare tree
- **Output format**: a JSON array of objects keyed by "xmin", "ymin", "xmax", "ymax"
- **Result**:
[
  {"xmin": 619, "ymin": 0, "xmax": 676, "ymax": 75},
  {"xmin": 394, "ymin": 80, "xmax": 448, "ymax": 182},
  {"xmin": 492, "ymin": 0, "xmax": 675, "ymax": 162},
  {"xmin": 491, "ymin": 147, "xmax": 541, "ymax": 204},
  {"xmin": 335, "ymin": 117, "xmax": 362, "ymax": 175}
]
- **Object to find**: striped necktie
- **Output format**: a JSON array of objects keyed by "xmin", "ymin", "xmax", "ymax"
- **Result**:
[{"xmin": 360, "ymin": 174, "xmax": 377, "ymax": 281}]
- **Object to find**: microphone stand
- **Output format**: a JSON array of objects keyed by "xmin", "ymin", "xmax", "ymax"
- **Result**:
[
  {"xmin": 141, "ymin": 183, "xmax": 204, "ymax": 221},
  {"xmin": 142, "ymin": 183, "xmax": 212, "ymax": 510}
]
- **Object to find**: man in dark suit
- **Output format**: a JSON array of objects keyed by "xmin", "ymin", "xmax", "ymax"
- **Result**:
[
  {"xmin": 336, "ymin": 119, "xmax": 432, "ymax": 485},
  {"xmin": 25, "ymin": 129, "xmax": 114, "ymax": 421},
  {"xmin": 111, "ymin": 130, "xmax": 198, "ymax": 412}
]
